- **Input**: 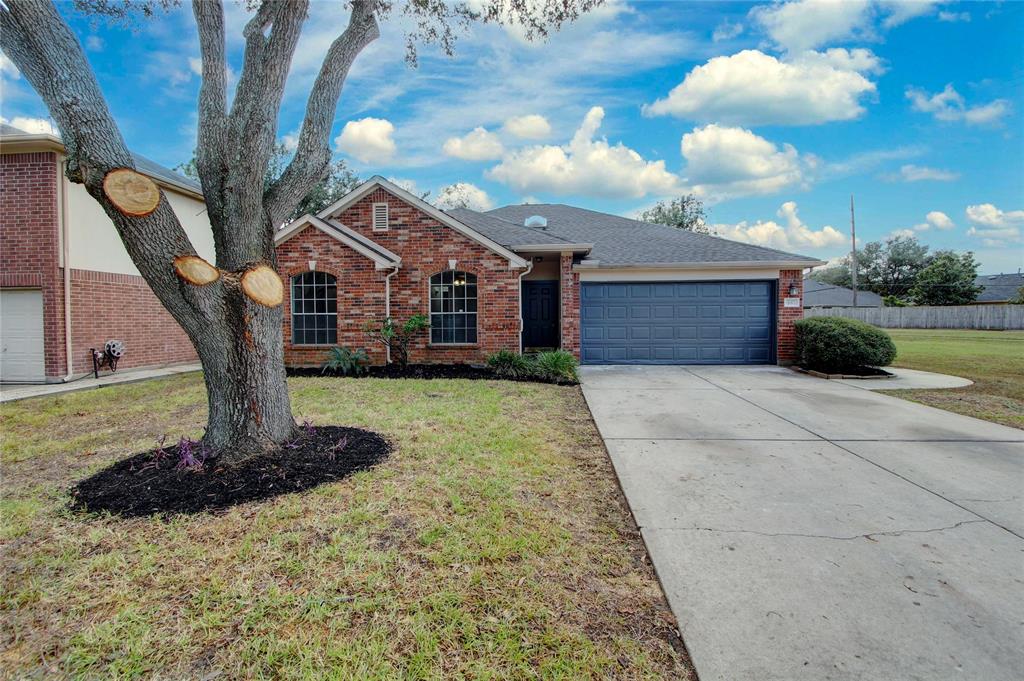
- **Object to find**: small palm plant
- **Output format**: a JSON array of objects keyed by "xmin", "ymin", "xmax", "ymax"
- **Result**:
[{"xmin": 321, "ymin": 346, "xmax": 370, "ymax": 376}]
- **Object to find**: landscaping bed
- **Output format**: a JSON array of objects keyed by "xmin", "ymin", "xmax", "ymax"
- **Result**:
[
  {"xmin": 70, "ymin": 426, "xmax": 391, "ymax": 517},
  {"xmin": 288, "ymin": 362, "xmax": 580, "ymax": 384},
  {"xmin": 0, "ymin": 373, "xmax": 690, "ymax": 679},
  {"xmin": 881, "ymin": 329, "xmax": 1024, "ymax": 429}
]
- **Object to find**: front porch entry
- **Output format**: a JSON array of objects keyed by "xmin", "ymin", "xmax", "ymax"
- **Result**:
[{"xmin": 522, "ymin": 280, "xmax": 559, "ymax": 351}]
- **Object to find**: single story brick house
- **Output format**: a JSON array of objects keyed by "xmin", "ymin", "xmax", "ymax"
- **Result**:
[
  {"xmin": 276, "ymin": 176, "xmax": 824, "ymax": 367},
  {"xmin": 0, "ymin": 123, "xmax": 215, "ymax": 384}
]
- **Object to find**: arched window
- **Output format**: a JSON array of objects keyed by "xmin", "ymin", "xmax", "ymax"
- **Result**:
[
  {"xmin": 430, "ymin": 270, "xmax": 477, "ymax": 344},
  {"xmin": 290, "ymin": 271, "xmax": 337, "ymax": 345}
]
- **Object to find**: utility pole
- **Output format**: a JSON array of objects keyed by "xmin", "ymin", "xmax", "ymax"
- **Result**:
[{"xmin": 850, "ymin": 194, "xmax": 858, "ymax": 308}]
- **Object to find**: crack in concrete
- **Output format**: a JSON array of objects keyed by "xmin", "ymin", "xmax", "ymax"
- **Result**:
[{"xmin": 640, "ymin": 519, "xmax": 987, "ymax": 541}]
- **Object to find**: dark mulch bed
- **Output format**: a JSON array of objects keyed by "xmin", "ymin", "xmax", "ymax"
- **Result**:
[
  {"xmin": 69, "ymin": 426, "xmax": 391, "ymax": 518},
  {"xmin": 796, "ymin": 365, "xmax": 895, "ymax": 379},
  {"xmin": 288, "ymin": 363, "xmax": 578, "ymax": 385}
]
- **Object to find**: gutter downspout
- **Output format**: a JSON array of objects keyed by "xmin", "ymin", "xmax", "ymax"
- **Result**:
[
  {"xmin": 384, "ymin": 265, "xmax": 399, "ymax": 364},
  {"xmin": 59, "ymin": 159, "xmax": 74, "ymax": 382},
  {"xmin": 517, "ymin": 260, "xmax": 533, "ymax": 353}
]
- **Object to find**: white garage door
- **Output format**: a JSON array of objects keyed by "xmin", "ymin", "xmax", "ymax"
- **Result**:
[{"xmin": 1, "ymin": 289, "xmax": 46, "ymax": 383}]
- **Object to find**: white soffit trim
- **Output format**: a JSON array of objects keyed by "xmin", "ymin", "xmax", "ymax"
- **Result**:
[
  {"xmin": 274, "ymin": 214, "xmax": 400, "ymax": 270},
  {"xmin": 577, "ymin": 267, "xmax": 786, "ymax": 282},
  {"xmin": 316, "ymin": 176, "xmax": 529, "ymax": 269}
]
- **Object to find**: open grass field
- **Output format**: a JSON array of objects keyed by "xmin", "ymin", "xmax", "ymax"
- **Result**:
[
  {"xmin": 881, "ymin": 329, "xmax": 1024, "ymax": 429},
  {"xmin": 0, "ymin": 374, "xmax": 691, "ymax": 679}
]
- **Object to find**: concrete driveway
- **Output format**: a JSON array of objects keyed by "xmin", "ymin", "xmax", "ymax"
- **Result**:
[{"xmin": 581, "ymin": 365, "xmax": 1024, "ymax": 681}]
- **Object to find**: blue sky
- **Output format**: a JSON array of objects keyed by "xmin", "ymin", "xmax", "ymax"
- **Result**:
[{"xmin": 2, "ymin": 0, "xmax": 1022, "ymax": 272}]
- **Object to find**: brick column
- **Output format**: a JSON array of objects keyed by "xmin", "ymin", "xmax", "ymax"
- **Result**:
[
  {"xmin": 776, "ymin": 269, "xmax": 804, "ymax": 364},
  {"xmin": 559, "ymin": 253, "xmax": 580, "ymax": 359},
  {"xmin": 0, "ymin": 151, "xmax": 66, "ymax": 379}
]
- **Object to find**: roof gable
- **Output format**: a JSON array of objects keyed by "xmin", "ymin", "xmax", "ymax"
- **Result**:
[
  {"xmin": 275, "ymin": 214, "xmax": 400, "ymax": 270},
  {"xmin": 316, "ymin": 176, "xmax": 528, "ymax": 269}
]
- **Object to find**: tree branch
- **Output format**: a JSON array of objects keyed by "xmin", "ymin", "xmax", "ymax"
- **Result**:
[
  {"xmin": 192, "ymin": 0, "xmax": 229, "ymax": 253},
  {"xmin": 0, "ymin": 0, "xmax": 214, "ymax": 336},
  {"xmin": 264, "ymin": 0, "xmax": 379, "ymax": 227}
]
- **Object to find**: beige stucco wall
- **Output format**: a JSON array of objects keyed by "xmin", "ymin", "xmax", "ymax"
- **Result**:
[
  {"xmin": 522, "ymin": 253, "xmax": 560, "ymax": 280},
  {"xmin": 66, "ymin": 179, "xmax": 215, "ymax": 275}
]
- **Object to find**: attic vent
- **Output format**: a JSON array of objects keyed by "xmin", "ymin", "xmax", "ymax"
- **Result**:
[
  {"xmin": 372, "ymin": 202, "xmax": 389, "ymax": 231},
  {"xmin": 524, "ymin": 215, "xmax": 547, "ymax": 229}
]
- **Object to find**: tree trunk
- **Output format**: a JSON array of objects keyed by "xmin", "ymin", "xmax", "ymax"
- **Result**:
[{"xmin": 195, "ymin": 290, "xmax": 296, "ymax": 457}]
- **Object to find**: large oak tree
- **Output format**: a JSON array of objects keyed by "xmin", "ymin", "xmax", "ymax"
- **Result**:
[{"xmin": 1, "ymin": 0, "xmax": 598, "ymax": 462}]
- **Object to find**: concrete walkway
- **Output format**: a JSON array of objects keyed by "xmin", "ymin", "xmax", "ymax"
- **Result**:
[
  {"xmin": 0, "ymin": 363, "xmax": 201, "ymax": 403},
  {"xmin": 581, "ymin": 365, "xmax": 1024, "ymax": 681},
  {"xmin": 827, "ymin": 367, "xmax": 974, "ymax": 391}
]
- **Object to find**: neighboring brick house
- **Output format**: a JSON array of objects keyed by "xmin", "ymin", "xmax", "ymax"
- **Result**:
[
  {"xmin": 0, "ymin": 124, "xmax": 214, "ymax": 383},
  {"xmin": 275, "ymin": 177, "xmax": 823, "ymax": 368}
]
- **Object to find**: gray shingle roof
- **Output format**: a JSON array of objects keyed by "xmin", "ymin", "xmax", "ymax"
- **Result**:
[
  {"xmin": 484, "ymin": 203, "xmax": 822, "ymax": 267},
  {"xmin": 0, "ymin": 123, "xmax": 201, "ymax": 195},
  {"xmin": 974, "ymin": 272, "xmax": 1024, "ymax": 303},
  {"xmin": 802, "ymin": 278, "xmax": 883, "ymax": 307},
  {"xmin": 445, "ymin": 208, "xmax": 575, "ymax": 247}
]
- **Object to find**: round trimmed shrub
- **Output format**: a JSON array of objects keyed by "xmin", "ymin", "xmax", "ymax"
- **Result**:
[{"xmin": 794, "ymin": 317, "xmax": 896, "ymax": 372}]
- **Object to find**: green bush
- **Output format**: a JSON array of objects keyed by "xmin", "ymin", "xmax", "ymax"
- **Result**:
[
  {"xmin": 532, "ymin": 350, "xmax": 579, "ymax": 383},
  {"xmin": 486, "ymin": 349, "xmax": 535, "ymax": 378},
  {"xmin": 484, "ymin": 349, "xmax": 580, "ymax": 383},
  {"xmin": 794, "ymin": 317, "xmax": 896, "ymax": 372},
  {"xmin": 321, "ymin": 346, "xmax": 369, "ymax": 375}
]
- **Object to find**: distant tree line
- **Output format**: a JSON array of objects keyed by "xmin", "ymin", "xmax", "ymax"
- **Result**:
[{"xmin": 811, "ymin": 235, "xmax": 983, "ymax": 306}]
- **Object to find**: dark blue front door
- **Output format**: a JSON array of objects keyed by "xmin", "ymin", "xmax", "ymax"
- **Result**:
[
  {"xmin": 522, "ymin": 281, "xmax": 559, "ymax": 349},
  {"xmin": 580, "ymin": 281, "xmax": 775, "ymax": 364}
]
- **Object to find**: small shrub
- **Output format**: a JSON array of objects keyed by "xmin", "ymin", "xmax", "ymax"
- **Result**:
[
  {"xmin": 794, "ymin": 317, "xmax": 896, "ymax": 372},
  {"xmin": 322, "ymin": 346, "xmax": 369, "ymax": 375},
  {"xmin": 532, "ymin": 350, "xmax": 579, "ymax": 383},
  {"xmin": 364, "ymin": 315, "xmax": 430, "ymax": 366},
  {"xmin": 486, "ymin": 349, "xmax": 535, "ymax": 378}
]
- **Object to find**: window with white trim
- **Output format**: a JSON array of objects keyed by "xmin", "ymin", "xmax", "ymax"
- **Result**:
[
  {"xmin": 430, "ymin": 270, "xmax": 477, "ymax": 344},
  {"xmin": 372, "ymin": 202, "xmax": 389, "ymax": 231},
  {"xmin": 290, "ymin": 271, "xmax": 337, "ymax": 345}
]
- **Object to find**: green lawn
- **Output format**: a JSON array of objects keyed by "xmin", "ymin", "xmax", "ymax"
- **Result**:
[
  {"xmin": 881, "ymin": 329, "xmax": 1024, "ymax": 429},
  {"xmin": 0, "ymin": 374, "xmax": 691, "ymax": 679}
]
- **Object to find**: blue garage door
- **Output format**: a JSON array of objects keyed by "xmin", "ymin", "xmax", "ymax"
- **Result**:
[{"xmin": 581, "ymin": 281, "xmax": 775, "ymax": 365}]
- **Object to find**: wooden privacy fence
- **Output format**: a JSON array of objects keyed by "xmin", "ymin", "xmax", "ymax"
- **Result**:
[{"xmin": 805, "ymin": 304, "xmax": 1024, "ymax": 330}]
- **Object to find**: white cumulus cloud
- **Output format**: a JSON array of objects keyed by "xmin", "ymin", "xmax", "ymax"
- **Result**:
[
  {"xmin": 334, "ymin": 117, "xmax": 396, "ymax": 164},
  {"xmin": 503, "ymin": 114, "xmax": 552, "ymax": 140},
  {"xmin": 965, "ymin": 203, "xmax": 1024, "ymax": 247},
  {"xmin": 680, "ymin": 124, "xmax": 809, "ymax": 201},
  {"xmin": 906, "ymin": 210, "xmax": 956, "ymax": 232},
  {"xmin": 906, "ymin": 84, "xmax": 1011, "ymax": 125},
  {"xmin": 442, "ymin": 127, "xmax": 504, "ymax": 161},
  {"xmin": 643, "ymin": 49, "xmax": 881, "ymax": 126},
  {"xmin": 487, "ymin": 106, "xmax": 682, "ymax": 199},
  {"xmin": 0, "ymin": 116, "xmax": 59, "ymax": 136},
  {"xmin": 712, "ymin": 201, "xmax": 847, "ymax": 251},
  {"xmin": 712, "ymin": 20, "xmax": 744, "ymax": 42},
  {"xmin": 436, "ymin": 182, "xmax": 495, "ymax": 211},
  {"xmin": 750, "ymin": 0, "xmax": 873, "ymax": 52},
  {"xmin": 883, "ymin": 164, "xmax": 960, "ymax": 182},
  {"xmin": 750, "ymin": 0, "xmax": 938, "ymax": 52}
]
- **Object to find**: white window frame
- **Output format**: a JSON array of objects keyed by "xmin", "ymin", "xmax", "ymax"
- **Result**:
[
  {"xmin": 372, "ymin": 202, "xmax": 389, "ymax": 232},
  {"xmin": 290, "ymin": 271, "xmax": 338, "ymax": 346},
  {"xmin": 429, "ymin": 270, "xmax": 478, "ymax": 345}
]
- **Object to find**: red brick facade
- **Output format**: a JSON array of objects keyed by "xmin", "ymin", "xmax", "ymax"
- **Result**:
[
  {"xmin": 559, "ymin": 253, "xmax": 581, "ymax": 359},
  {"xmin": 776, "ymin": 269, "xmax": 804, "ymax": 364},
  {"xmin": 276, "ymin": 227, "xmax": 388, "ymax": 367},
  {"xmin": 1, "ymin": 151, "xmax": 198, "ymax": 380},
  {"xmin": 68, "ymin": 269, "xmax": 197, "ymax": 374},
  {"xmin": 277, "ymin": 188, "xmax": 526, "ymax": 366},
  {"xmin": 0, "ymin": 151, "xmax": 67, "ymax": 377}
]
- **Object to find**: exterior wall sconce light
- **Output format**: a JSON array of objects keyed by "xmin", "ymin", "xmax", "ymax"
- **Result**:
[{"xmin": 788, "ymin": 282, "xmax": 799, "ymax": 296}]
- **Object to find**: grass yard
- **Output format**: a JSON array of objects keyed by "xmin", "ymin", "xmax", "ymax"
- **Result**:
[
  {"xmin": 881, "ymin": 329, "xmax": 1024, "ymax": 429},
  {"xmin": 0, "ymin": 374, "xmax": 691, "ymax": 679}
]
